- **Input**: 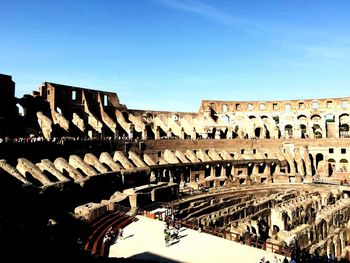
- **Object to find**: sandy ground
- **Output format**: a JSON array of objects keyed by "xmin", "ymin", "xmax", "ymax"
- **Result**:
[{"xmin": 109, "ymin": 215, "xmax": 288, "ymax": 263}]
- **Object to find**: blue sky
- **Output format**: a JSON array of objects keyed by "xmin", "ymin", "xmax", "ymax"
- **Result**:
[{"xmin": 1, "ymin": 0, "xmax": 350, "ymax": 112}]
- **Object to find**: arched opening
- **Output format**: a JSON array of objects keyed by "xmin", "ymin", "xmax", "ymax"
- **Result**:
[
  {"xmin": 325, "ymin": 113, "xmax": 335, "ymax": 138},
  {"xmin": 220, "ymin": 128, "xmax": 228, "ymax": 139},
  {"xmin": 258, "ymin": 163, "xmax": 266, "ymax": 173},
  {"xmin": 328, "ymin": 159, "xmax": 336, "ymax": 177},
  {"xmin": 76, "ymin": 167, "xmax": 88, "ymax": 177},
  {"xmin": 145, "ymin": 125, "xmax": 155, "ymax": 140},
  {"xmin": 205, "ymin": 165, "xmax": 211, "ymax": 178},
  {"xmin": 313, "ymin": 124, "xmax": 322, "ymax": 138},
  {"xmin": 162, "ymin": 169, "xmax": 170, "ymax": 182},
  {"xmin": 270, "ymin": 163, "xmax": 276, "ymax": 175},
  {"xmin": 254, "ymin": 128, "xmax": 261, "ymax": 138},
  {"xmin": 340, "ymin": 159, "xmax": 348, "ymax": 172},
  {"xmin": 340, "ymin": 124, "xmax": 349, "ymax": 138},
  {"xmin": 309, "ymin": 154, "xmax": 315, "ymax": 175},
  {"xmin": 316, "ymin": 153, "xmax": 324, "ymax": 171},
  {"xmin": 101, "ymin": 162, "xmax": 113, "ymax": 172},
  {"xmin": 231, "ymin": 130, "xmax": 239, "ymax": 139},
  {"xmin": 232, "ymin": 125, "xmax": 239, "ymax": 139},
  {"xmin": 264, "ymin": 125, "xmax": 270, "ymax": 139},
  {"xmin": 24, "ymin": 171, "xmax": 42, "ymax": 187},
  {"xmin": 285, "ymin": 124, "xmax": 293, "ymax": 138},
  {"xmin": 61, "ymin": 168, "xmax": 71, "ymax": 180},
  {"xmin": 16, "ymin": 103, "xmax": 26, "ymax": 116},
  {"xmin": 300, "ymin": 124, "xmax": 307, "ymax": 138},
  {"xmin": 42, "ymin": 169, "xmax": 59, "ymax": 183},
  {"xmin": 325, "ymin": 113, "xmax": 335, "ymax": 122},
  {"xmin": 247, "ymin": 163, "xmax": 254, "ymax": 175}
]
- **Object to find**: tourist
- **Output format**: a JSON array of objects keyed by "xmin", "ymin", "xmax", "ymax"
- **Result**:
[
  {"xmin": 282, "ymin": 257, "xmax": 289, "ymax": 263},
  {"xmin": 118, "ymin": 228, "xmax": 124, "ymax": 240},
  {"xmin": 164, "ymin": 226, "xmax": 170, "ymax": 247}
]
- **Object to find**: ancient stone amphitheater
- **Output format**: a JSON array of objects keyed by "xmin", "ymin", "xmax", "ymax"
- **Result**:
[{"xmin": 1, "ymin": 73, "xmax": 350, "ymax": 262}]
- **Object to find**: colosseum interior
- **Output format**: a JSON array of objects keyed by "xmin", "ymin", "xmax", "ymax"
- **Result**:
[{"xmin": 1, "ymin": 73, "xmax": 350, "ymax": 262}]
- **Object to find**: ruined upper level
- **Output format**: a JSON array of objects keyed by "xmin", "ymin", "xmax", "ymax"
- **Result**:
[
  {"xmin": 200, "ymin": 97, "xmax": 350, "ymax": 114},
  {"xmin": 1, "ymin": 73, "xmax": 350, "ymax": 142}
]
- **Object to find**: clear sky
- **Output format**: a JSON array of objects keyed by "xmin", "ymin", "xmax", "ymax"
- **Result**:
[{"xmin": 1, "ymin": 0, "xmax": 350, "ymax": 112}]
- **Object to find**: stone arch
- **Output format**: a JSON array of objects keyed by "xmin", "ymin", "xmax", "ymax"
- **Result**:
[
  {"xmin": 340, "ymin": 123, "xmax": 349, "ymax": 138},
  {"xmin": 297, "ymin": 114, "xmax": 307, "ymax": 122},
  {"xmin": 339, "ymin": 113, "xmax": 350, "ymax": 138},
  {"xmin": 325, "ymin": 113, "xmax": 335, "ymax": 138},
  {"xmin": 254, "ymin": 127, "xmax": 261, "ymax": 138},
  {"xmin": 16, "ymin": 103, "xmax": 26, "ymax": 116},
  {"xmin": 247, "ymin": 162, "xmax": 254, "ymax": 176},
  {"xmin": 220, "ymin": 128, "xmax": 228, "ymax": 139},
  {"xmin": 311, "ymin": 114, "xmax": 322, "ymax": 121},
  {"xmin": 312, "ymin": 124, "xmax": 323, "ymax": 138},
  {"xmin": 316, "ymin": 153, "xmax": 324, "ymax": 170},
  {"xmin": 145, "ymin": 124, "xmax": 155, "ymax": 139},
  {"xmin": 24, "ymin": 171, "xmax": 42, "ymax": 187},
  {"xmin": 328, "ymin": 158, "xmax": 336, "ymax": 176},
  {"xmin": 284, "ymin": 124, "xmax": 293, "ymax": 138},
  {"xmin": 328, "ymin": 239, "xmax": 335, "ymax": 259},
  {"xmin": 339, "ymin": 159, "xmax": 348, "ymax": 172},
  {"xmin": 325, "ymin": 113, "xmax": 335, "ymax": 122}
]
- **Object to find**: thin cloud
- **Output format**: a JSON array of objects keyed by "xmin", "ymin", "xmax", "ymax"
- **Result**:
[{"xmin": 155, "ymin": 0, "xmax": 268, "ymax": 35}]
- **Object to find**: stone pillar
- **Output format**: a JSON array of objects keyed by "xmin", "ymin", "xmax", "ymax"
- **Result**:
[
  {"xmin": 220, "ymin": 165, "xmax": 226, "ymax": 177},
  {"xmin": 167, "ymin": 128, "xmax": 172, "ymax": 138},
  {"xmin": 230, "ymin": 164, "xmax": 235, "ymax": 176},
  {"xmin": 210, "ymin": 165, "xmax": 216, "ymax": 177},
  {"xmin": 214, "ymin": 130, "xmax": 221, "ymax": 139},
  {"xmin": 142, "ymin": 127, "xmax": 148, "ymax": 140},
  {"xmin": 150, "ymin": 171, "xmax": 156, "ymax": 182},
  {"xmin": 252, "ymin": 164, "xmax": 259, "ymax": 175},
  {"xmin": 192, "ymin": 128, "xmax": 197, "ymax": 140},
  {"xmin": 155, "ymin": 126, "xmax": 160, "ymax": 140},
  {"xmin": 169, "ymin": 169, "xmax": 174, "ymax": 183},
  {"xmin": 180, "ymin": 128, "xmax": 185, "ymax": 139},
  {"xmin": 264, "ymin": 163, "xmax": 271, "ymax": 175},
  {"xmin": 322, "ymin": 123, "xmax": 327, "ymax": 138},
  {"xmin": 294, "ymin": 126, "xmax": 301, "ymax": 139},
  {"xmin": 334, "ymin": 115, "xmax": 340, "ymax": 138},
  {"xmin": 180, "ymin": 171, "xmax": 185, "ymax": 184},
  {"xmin": 129, "ymin": 126, "xmax": 134, "ymax": 140}
]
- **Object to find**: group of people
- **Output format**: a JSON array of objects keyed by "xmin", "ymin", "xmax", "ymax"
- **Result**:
[
  {"xmin": 163, "ymin": 224, "xmax": 179, "ymax": 247},
  {"xmin": 103, "ymin": 227, "xmax": 124, "ymax": 245}
]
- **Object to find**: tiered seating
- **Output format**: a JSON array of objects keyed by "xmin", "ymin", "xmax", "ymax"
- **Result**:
[{"xmin": 83, "ymin": 211, "xmax": 134, "ymax": 257}]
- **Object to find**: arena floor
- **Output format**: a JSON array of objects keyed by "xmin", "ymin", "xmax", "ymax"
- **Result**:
[{"xmin": 109, "ymin": 215, "xmax": 287, "ymax": 263}]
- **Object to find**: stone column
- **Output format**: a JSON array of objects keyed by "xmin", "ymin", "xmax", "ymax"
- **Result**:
[
  {"xmin": 180, "ymin": 128, "xmax": 185, "ymax": 139},
  {"xmin": 167, "ymin": 128, "xmax": 172, "ymax": 138},
  {"xmin": 335, "ymin": 115, "xmax": 340, "ymax": 138},
  {"xmin": 150, "ymin": 171, "xmax": 156, "ymax": 182},
  {"xmin": 142, "ymin": 127, "xmax": 148, "ymax": 140},
  {"xmin": 220, "ymin": 165, "xmax": 227, "ymax": 177},
  {"xmin": 192, "ymin": 128, "xmax": 197, "ymax": 140},
  {"xmin": 210, "ymin": 165, "xmax": 216, "ymax": 177},
  {"xmin": 180, "ymin": 171, "xmax": 185, "ymax": 184},
  {"xmin": 169, "ymin": 169, "xmax": 174, "ymax": 183},
  {"xmin": 214, "ymin": 130, "xmax": 221, "ymax": 139},
  {"xmin": 155, "ymin": 126, "xmax": 160, "ymax": 140}
]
